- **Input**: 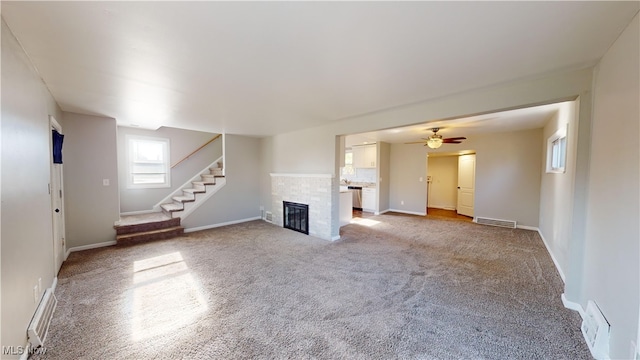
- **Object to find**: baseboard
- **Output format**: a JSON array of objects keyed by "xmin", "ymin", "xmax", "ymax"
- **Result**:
[
  {"xmin": 561, "ymin": 293, "xmax": 586, "ymax": 318},
  {"xmin": 387, "ymin": 209, "xmax": 427, "ymax": 216},
  {"xmin": 516, "ymin": 224, "xmax": 538, "ymax": 231},
  {"xmin": 18, "ymin": 341, "xmax": 30, "ymax": 360},
  {"xmin": 184, "ymin": 216, "xmax": 262, "ymax": 233},
  {"xmin": 51, "ymin": 276, "xmax": 58, "ymax": 293},
  {"xmin": 536, "ymin": 229, "xmax": 566, "ymax": 282},
  {"xmin": 377, "ymin": 209, "xmax": 391, "ymax": 215},
  {"xmin": 331, "ymin": 235, "xmax": 341, "ymax": 241},
  {"xmin": 119, "ymin": 209, "xmax": 157, "ymax": 216},
  {"xmin": 429, "ymin": 205, "xmax": 456, "ymax": 211},
  {"xmin": 66, "ymin": 240, "xmax": 117, "ymax": 257}
]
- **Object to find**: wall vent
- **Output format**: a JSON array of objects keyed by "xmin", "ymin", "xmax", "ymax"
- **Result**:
[
  {"xmin": 581, "ymin": 300, "xmax": 610, "ymax": 359},
  {"xmin": 264, "ymin": 211, "xmax": 273, "ymax": 223},
  {"xmin": 27, "ymin": 288, "xmax": 57, "ymax": 348},
  {"xmin": 475, "ymin": 217, "xmax": 517, "ymax": 229}
]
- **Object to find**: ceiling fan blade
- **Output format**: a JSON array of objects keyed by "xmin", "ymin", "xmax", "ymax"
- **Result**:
[
  {"xmin": 443, "ymin": 137, "xmax": 467, "ymax": 141},
  {"xmin": 404, "ymin": 141, "xmax": 426, "ymax": 144},
  {"xmin": 443, "ymin": 140, "xmax": 463, "ymax": 144}
]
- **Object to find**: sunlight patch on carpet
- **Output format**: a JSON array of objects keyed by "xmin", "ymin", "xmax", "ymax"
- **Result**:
[
  {"xmin": 350, "ymin": 217, "xmax": 381, "ymax": 227},
  {"xmin": 130, "ymin": 252, "xmax": 208, "ymax": 342}
]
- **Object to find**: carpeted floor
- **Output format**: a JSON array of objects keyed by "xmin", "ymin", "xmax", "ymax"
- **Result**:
[{"xmin": 36, "ymin": 213, "xmax": 590, "ymax": 359}]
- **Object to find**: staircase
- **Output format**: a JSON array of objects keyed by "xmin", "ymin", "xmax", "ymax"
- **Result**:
[
  {"xmin": 114, "ymin": 159, "xmax": 225, "ymax": 245},
  {"xmin": 159, "ymin": 161, "xmax": 225, "ymax": 219}
]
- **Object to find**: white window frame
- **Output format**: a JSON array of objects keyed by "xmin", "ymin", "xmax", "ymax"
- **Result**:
[
  {"xmin": 546, "ymin": 125, "xmax": 567, "ymax": 174},
  {"xmin": 126, "ymin": 135, "xmax": 171, "ymax": 189},
  {"xmin": 342, "ymin": 150, "xmax": 355, "ymax": 175}
]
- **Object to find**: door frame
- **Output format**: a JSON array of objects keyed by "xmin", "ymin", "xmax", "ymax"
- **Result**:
[
  {"xmin": 50, "ymin": 115, "xmax": 66, "ymax": 273},
  {"xmin": 457, "ymin": 153, "xmax": 476, "ymax": 217}
]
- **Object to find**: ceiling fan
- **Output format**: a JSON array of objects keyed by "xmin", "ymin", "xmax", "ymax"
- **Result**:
[{"xmin": 405, "ymin": 128, "xmax": 467, "ymax": 149}]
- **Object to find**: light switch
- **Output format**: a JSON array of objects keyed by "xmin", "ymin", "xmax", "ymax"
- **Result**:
[
  {"xmin": 419, "ymin": 177, "xmax": 423, "ymax": 182},
  {"xmin": 103, "ymin": 179, "xmax": 110, "ymax": 186}
]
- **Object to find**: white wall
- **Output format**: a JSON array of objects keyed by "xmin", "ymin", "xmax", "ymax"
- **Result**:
[
  {"xmin": 581, "ymin": 13, "xmax": 639, "ymax": 359},
  {"xmin": 471, "ymin": 129, "xmax": 542, "ymax": 227},
  {"xmin": 182, "ymin": 134, "xmax": 261, "ymax": 230},
  {"xmin": 1, "ymin": 18, "xmax": 63, "ymax": 357},
  {"xmin": 427, "ymin": 156, "xmax": 458, "ymax": 210},
  {"xmin": 389, "ymin": 143, "xmax": 428, "ymax": 215},
  {"xmin": 262, "ymin": 68, "xmax": 592, "ymax": 239},
  {"xmin": 538, "ymin": 101, "xmax": 577, "ymax": 280},
  {"xmin": 377, "ymin": 142, "xmax": 391, "ymax": 213},
  {"xmin": 62, "ymin": 112, "xmax": 120, "ymax": 249},
  {"xmin": 117, "ymin": 126, "xmax": 221, "ymax": 213},
  {"xmin": 390, "ymin": 129, "xmax": 542, "ymax": 226}
]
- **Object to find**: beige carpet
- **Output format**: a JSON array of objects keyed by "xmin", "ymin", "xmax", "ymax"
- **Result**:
[{"xmin": 36, "ymin": 213, "xmax": 590, "ymax": 359}]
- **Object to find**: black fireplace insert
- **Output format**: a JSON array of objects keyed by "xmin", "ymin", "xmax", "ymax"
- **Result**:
[{"xmin": 283, "ymin": 201, "xmax": 309, "ymax": 235}]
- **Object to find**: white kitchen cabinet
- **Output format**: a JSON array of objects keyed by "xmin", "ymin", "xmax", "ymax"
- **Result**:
[
  {"xmin": 353, "ymin": 144, "xmax": 377, "ymax": 168},
  {"xmin": 362, "ymin": 187, "xmax": 376, "ymax": 212}
]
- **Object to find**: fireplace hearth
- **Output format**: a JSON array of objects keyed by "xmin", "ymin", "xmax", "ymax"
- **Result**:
[{"xmin": 283, "ymin": 201, "xmax": 309, "ymax": 235}]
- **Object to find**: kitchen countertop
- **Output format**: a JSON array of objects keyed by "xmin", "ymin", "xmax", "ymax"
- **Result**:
[{"xmin": 341, "ymin": 182, "xmax": 376, "ymax": 188}]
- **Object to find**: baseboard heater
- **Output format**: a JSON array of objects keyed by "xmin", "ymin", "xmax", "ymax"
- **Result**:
[
  {"xmin": 475, "ymin": 217, "xmax": 517, "ymax": 229},
  {"xmin": 581, "ymin": 300, "xmax": 610, "ymax": 359},
  {"xmin": 27, "ymin": 288, "xmax": 57, "ymax": 348}
]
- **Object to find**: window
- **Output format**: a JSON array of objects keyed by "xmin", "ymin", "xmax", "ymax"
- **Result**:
[
  {"xmin": 127, "ymin": 135, "xmax": 170, "ymax": 188},
  {"xmin": 342, "ymin": 150, "xmax": 355, "ymax": 175},
  {"xmin": 547, "ymin": 126, "xmax": 567, "ymax": 173}
]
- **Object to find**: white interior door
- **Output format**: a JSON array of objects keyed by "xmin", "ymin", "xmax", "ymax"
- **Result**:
[
  {"xmin": 51, "ymin": 117, "xmax": 65, "ymax": 274},
  {"xmin": 457, "ymin": 154, "xmax": 476, "ymax": 217}
]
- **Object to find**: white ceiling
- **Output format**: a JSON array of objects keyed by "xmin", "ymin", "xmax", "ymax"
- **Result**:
[
  {"xmin": 2, "ymin": 2, "xmax": 638, "ymax": 136},
  {"xmin": 346, "ymin": 101, "xmax": 567, "ymax": 145}
]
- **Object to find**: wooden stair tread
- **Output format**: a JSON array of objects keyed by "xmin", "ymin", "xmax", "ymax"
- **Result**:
[
  {"xmin": 183, "ymin": 188, "xmax": 204, "ymax": 194},
  {"xmin": 116, "ymin": 226, "xmax": 184, "ymax": 241}
]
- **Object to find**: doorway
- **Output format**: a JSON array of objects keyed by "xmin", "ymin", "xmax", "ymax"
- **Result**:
[
  {"xmin": 50, "ymin": 115, "xmax": 66, "ymax": 274},
  {"xmin": 426, "ymin": 153, "xmax": 475, "ymax": 219}
]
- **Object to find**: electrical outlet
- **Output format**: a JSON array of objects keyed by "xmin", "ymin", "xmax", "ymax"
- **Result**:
[
  {"xmin": 401, "ymin": 201, "xmax": 404, "ymax": 205},
  {"xmin": 102, "ymin": 179, "xmax": 110, "ymax": 186}
]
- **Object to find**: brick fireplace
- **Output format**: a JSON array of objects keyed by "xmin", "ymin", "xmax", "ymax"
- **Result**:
[{"xmin": 270, "ymin": 173, "xmax": 339, "ymax": 241}]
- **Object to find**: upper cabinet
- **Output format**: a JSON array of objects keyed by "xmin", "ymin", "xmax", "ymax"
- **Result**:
[{"xmin": 353, "ymin": 144, "xmax": 377, "ymax": 168}]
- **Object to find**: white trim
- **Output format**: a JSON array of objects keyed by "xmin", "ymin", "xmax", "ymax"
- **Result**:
[
  {"xmin": 387, "ymin": 209, "xmax": 427, "ymax": 216},
  {"xmin": 429, "ymin": 205, "xmax": 457, "ymax": 211},
  {"xmin": 537, "ymin": 229, "xmax": 566, "ymax": 282},
  {"xmin": 516, "ymin": 225, "xmax": 538, "ymax": 231},
  {"xmin": 331, "ymin": 235, "xmax": 341, "ymax": 241},
  {"xmin": 119, "ymin": 209, "xmax": 158, "ymax": 216},
  {"xmin": 270, "ymin": 173, "xmax": 334, "ymax": 178},
  {"xmin": 377, "ymin": 209, "xmax": 391, "ymax": 215},
  {"xmin": 18, "ymin": 341, "xmax": 30, "ymax": 360},
  {"xmin": 66, "ymin": 241, "xmax": 117, "ymax": 258},
  {"xmin": 184, "ymin": 216, "xmax": 261, "ymax": 233},
  {"xmin": 562, "ymin": 293, "xmax": 586, "ymax": 318},
  {"xmin": 126, "ymin": 135, "xmax": 171, "ymax": 189},
  {"xmin": 51, "ymin": 277, "xmax": 58, "ymax": 293},
  {"xmin": 49, "ymin": 115, "xmax": 62, "ymax": 131},
  {"xmin": 153, "ymin": 156, "xmax": 223, "ymax": 211}
]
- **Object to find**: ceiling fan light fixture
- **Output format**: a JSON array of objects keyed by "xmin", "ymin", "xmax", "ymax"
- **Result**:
[{"xmin": 427, "ymin": 135, "xmax": 443, "ymax": 149}]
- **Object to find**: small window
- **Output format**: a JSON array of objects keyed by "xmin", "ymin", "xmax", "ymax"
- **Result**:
[
  {"xmin": 342, "ymin": 150, "xmax": 355, "ymax": 175},
  {"xmin": 547, "ymin": 126, "xmax": 567, "ymax": 173},
  {"xmin": 127, "ymin": 135, "xmax": 170, "ymax": 188}
]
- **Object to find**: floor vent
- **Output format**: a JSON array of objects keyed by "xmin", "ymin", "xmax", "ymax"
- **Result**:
[
  {"xmin": 264, "ymin": 211, "xmax": 273, "ymax": 223},
  {"xmin": 475, "ymin": 217, "xmax": 517, "ymax": 229},
  {"xmin": 27, "ymin": 288, "xmax": 57, "ymax": 348},
  {"xmin": 581, "ymin": 300, "xmax": 610, "ymax": 359}
]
